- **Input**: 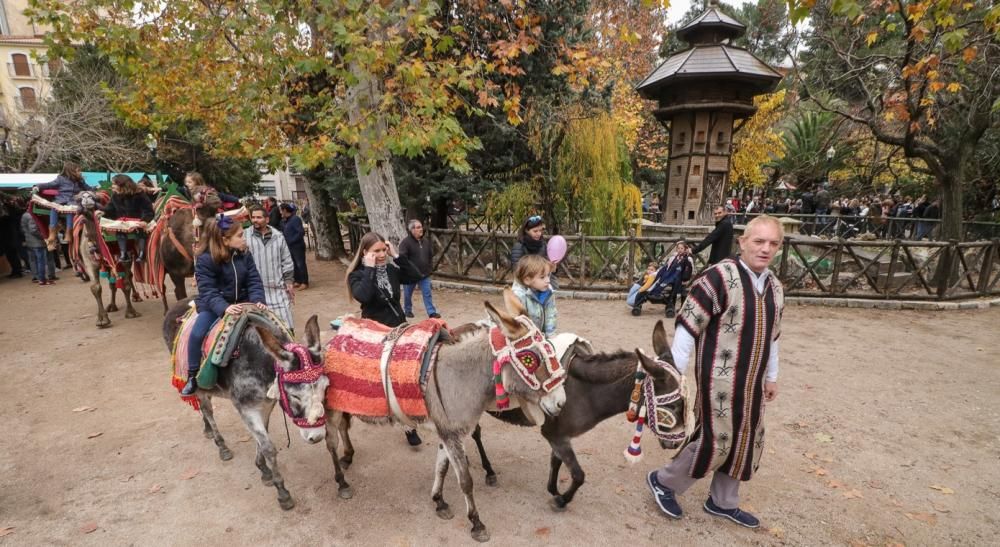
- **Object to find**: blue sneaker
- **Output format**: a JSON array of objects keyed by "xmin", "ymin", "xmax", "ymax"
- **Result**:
[
  {"xmin": 703, "ymin": 497, "xmax": 760, "ymax": 529},
  {"xmin": 646, "ymin": 471, "xmax": 683, "ymax": 519}
]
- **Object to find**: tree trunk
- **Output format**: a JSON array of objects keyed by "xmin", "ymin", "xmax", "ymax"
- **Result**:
[
  {"xmin": 302, "ymin": 175, "xmax": 346, "ymax": 260},
  {"xmin": 348, "ymin": 64, "xmax": 406, "ymax": 244},
  {"xmin": 938, "ymin": 168, "xmax": 964, "ymax": 242}
]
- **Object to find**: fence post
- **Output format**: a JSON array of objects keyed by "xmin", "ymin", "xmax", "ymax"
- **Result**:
[
  {"xmin": 977, "ymin": 239, "xmax": 997, "ymax": 295},
  {"xmin": 579, "ymin": 231, "xmax": 587, "ymax": 286},
  {"xmin": 456, "ymin": 230, "xmax": 464, "ymax": 275},
  {"xmin": 830, "ymin": 238, "xmax": 843, "ymax": 294},
  {"xmin": 935, "ymin": 240, "xmax": 958, "ymax": 299},
  {"xmin": 490, "ymin": 231, "xmax": 498, "ymax": 282},
  {"xmin": 886, "ymin": 240, "xmax": 901, "ymax": 296},
  {"xmin": 627, "ymin": 228, "xmax": 636, "ymax": 281},
  {"xmin": 779, "ymin": 236, "xmax": 790, "ymax": 280}
]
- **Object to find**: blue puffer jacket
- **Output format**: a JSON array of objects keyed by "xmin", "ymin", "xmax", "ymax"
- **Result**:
[
  {"xmin": 35, "ymin": 175, "xmax": 93, "ymax": 205},
  {"xmin": 194, "ymin": 251, "xmax": 266, "ymax": 316}
]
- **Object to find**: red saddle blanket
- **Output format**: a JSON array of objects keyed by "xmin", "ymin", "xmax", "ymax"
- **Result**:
[{"xmin": 323, "ymin": 317, "xmax": 448, "ymax": 419}]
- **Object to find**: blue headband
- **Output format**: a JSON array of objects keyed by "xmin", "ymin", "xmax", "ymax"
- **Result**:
[{"xmin": 216, "ymin": 214, "xmax": 233, "ymax": 231}]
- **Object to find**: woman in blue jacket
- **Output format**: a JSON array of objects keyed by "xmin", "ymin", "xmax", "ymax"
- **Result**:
[{"xmin": 181, "ymin": 214, "xmax": 267, "ymax": 395}]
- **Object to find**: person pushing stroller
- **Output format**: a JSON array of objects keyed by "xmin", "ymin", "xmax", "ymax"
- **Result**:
[{"xmin": 630, "ymin": 241, "xmax": 693, "ymax": 318}]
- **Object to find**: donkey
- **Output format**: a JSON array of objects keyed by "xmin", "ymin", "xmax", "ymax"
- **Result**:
[
  {"xmin": 156, "ymin": 188, "xmax": 222, "ymax": 313},
  {"xmin": 163, "ymin": 299, "xmax": 329, "ymax": 510},
  {"xmin": 76, "ymin": 191, "xmax": 140, "ymax": 328},
  {"xmin": 473, "ymin": 319, "xmax": 687, "ymax": 511},
  {"xmin": 320, "ymin": 292, "xmax": 568, "ymax": 542}
]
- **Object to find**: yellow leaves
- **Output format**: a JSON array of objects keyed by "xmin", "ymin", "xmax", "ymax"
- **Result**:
[
  {"xmin": 946, "ymin": 82, "xmax": 962, "ymax": 93},
  {"xmin": 929, "ymin": 81, "xmax": 945, "ymax": 93},
  {"xmin": 962, "ymin": 47, "xmax": 977, "ymax": 63},
  {"xmin": 729, "ymin": 90, "xmax": 787, "ymax": 188},
  {"xmin": 904, "ymin": 512, "xmax": 938, "ymax": 525},
  {"xmin": 866, "ymin": 31, "xmax": 879, "ymax": 47}
]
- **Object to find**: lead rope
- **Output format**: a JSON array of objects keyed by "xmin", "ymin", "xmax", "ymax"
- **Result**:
[{"xmin": 282, "ymin": 410, "xmax": 291, "ymax": 449}]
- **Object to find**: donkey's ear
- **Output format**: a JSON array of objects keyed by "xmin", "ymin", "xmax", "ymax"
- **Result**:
[
  {"xmin": 256, "ymin": 326, "xmax": 293, "ymax": 369},
  {"xmin": 503, "ymin": 288, "xmax": 527, "ymax": 317},
  {"xmin": 635, "ymin": 348, "xmax": 666, "ymax": 380},
  {"xmin": 484, "ymin": 300, "xmax": 524, "ymax": 338},
  {"xmin": 652, "ymin": 320, "xmax": 669, "ymax": 358},
  {"xmin": 303, "ymin": 315, "xmax": 321, "ymax": 353}
]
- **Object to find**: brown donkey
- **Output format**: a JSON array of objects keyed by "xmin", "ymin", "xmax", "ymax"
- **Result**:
[
  {"xmin": 321, "ymin": 292, "xmax": 569, "ymax": 542},
  {"xmin": 473, "ymin": 320, "xmax": 688, "ymax": 510}
]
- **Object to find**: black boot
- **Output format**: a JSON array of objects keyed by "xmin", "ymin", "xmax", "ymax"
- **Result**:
[{"xmin": 181, "ymin": 376, "xmax": 198, "ymax": 396}]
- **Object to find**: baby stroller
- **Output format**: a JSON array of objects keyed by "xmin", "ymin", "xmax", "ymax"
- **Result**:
[{"xmin": 629, "ymin": 254, "xmax": 693, "ymax": 318}]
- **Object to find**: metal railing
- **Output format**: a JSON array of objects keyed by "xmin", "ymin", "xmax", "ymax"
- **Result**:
[{"xmin": 347, "ymin": 219, "xmax": 1000, "ymax": 301}]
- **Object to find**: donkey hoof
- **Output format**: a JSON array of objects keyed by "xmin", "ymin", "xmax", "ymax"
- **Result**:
[
  {"xmin": 339, "ymin": 457, "xmax": 353, "ymax": 470},
  {"xmin": 96, "ymin": 320, "xmax": 111, "ymax": 329},
  {"xmin": 435, "ymin": 506, "xmax": 453, "ymax": 520},
  {"xmin": 548, "ymin": 496, "xmax": 568, "ymax": 512},
  {"xmin": 485, "ymin": 474, "xmax": 498, "ymax": 487},
  {"xmin": 338, "ymin": 486, "xmax": 354, "ymax": 500},
  {"xmin": 470, "ymin": 526, "xmax": 490, "ymax": 543},
  {"xmin": 278, "ymin": 496, "xmax": 295, "ymax": 511},
  {"xmin": 219, "ymin": 448, "xmax": 233, "ymax": 461},
  {"xmin": 203, "ymin": 429, "xmax": 214, "ymax": 439}
]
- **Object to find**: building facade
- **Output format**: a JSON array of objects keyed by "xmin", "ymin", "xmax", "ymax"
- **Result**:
[{"xmin": 0, "ymin": 0, "xmax": 55, "ymax": 125}]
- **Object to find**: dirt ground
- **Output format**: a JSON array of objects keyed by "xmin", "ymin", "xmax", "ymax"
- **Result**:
[{"xmin": 1, "ymin": 257, "xmax": 998, "ymax": 546}]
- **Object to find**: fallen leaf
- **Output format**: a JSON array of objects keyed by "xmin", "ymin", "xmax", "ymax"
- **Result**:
[
  {"xmin": 72, "ymin": 406, "xmax": 96, "ymax": 413},
  {"xmin": 826, "ymin": 479, "xmax": 846, "ymax": 489},
  {"xmin": 904, "ymin": 512, "xmax": 937, "ymax": 525},
  {"xmin": 863, "ymin": 480, "xmax": 885, "ymax": 490},
  {"xmin": 796, "ymin": 421, "xmax": 809, "ymax": 428},
  {"xmin": 238, "ymin": 436, "xmax": 252, "ymax": 443},
  {"xmin": 931, "ymin": 502, "xmax": 952, "ymax": 513},
  {"xmin": 842, "ymin": 489, "xmax": 864, "ymax": 499},
  {"xmin": 812, "ymin": 467, "xmax": 828, "ymax": 476},
  {"xmin": 768, "ymin": 526, "xmax": 785, "ymax": 539},
  {"xmin": 80, "ymin": 522, "xmax": 98, "ymax": 534},
  {"xmin": 803, "ymin": 452, "xmax": 817, "ymax": 460},
  {"xmin": 87, "ymin": 432, "xmax": 103, "ymax": 439},
  {"xmin": 848, "ymin": 540, "xmax": 867, "ymax": 547},
  {"xmin": 929, "ymin": 485, "xmax": 955, "ymax": 495},
  {"xmin": 0, "ymin": 527, "xmax": 14, "ymax": 537},
  {"xmin": 534, "ymin": 527, "xmax": 550, "ymax": 537},
  {"xmin": 119, "ymin": 474, "xmax": 134, "ymax": 483},
  {"xmin": 814, "ymin": 432, "xmax": 833, "ymax": 443},
  {"xmin": 803, "ymin": 384, "xmax": 814, "ymax": 390},
  {"xmin": 148, "ymin": 484, "xmax": 162, "ymax": 494},
  {"xmin": 179, "ymin": 468, "xmax": 200, "ymax": 480},
  {"xmin": 888, "ymin": 497, "xmax": 904, "ymax": 508}
]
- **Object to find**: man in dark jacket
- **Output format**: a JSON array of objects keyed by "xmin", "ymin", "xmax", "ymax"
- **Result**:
[
  {"xmin": 280, "ymin": 203, "xmax": 308, "ymax": 289},
  {"xmin": 692, "ymin": 206, "xmax": 734, "ymax": 265},
  {"xmin": 398, "ymin": 219, "xmax": 440, "ymax": 318},
  {"xmin": 267, "ymin": 197, "xmax": 282, "ymax": 229}
]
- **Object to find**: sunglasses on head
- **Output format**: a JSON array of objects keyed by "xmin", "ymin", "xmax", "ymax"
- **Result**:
[{"xmin": 526, "ymin": 215, "xmax": 544, "ymax": 228}]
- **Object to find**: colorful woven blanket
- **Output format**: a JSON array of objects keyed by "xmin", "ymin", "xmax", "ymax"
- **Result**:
[
  {"xmin": 324, "ymin": 318, "xmax": 448, "ymax": 420},
  {"xmin": 70, "ymin": 216, "xmax": 154, "ymax": 298},
  {"xmin": 171, "ymin": 305, "xmax": 293, "ymax": 410}
]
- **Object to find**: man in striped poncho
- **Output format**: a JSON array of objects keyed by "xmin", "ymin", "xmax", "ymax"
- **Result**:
[{"xmin": 244, "ymin": 205, "xmax": 295, "ymax": 331}]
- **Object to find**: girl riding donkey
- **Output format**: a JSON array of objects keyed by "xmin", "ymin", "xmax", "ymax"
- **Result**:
[
  {"xmin": 33, "ymin": 161, "xmax": 92, "ymax": 251},
  {"xmin": 99, "ymin": 175, "xmax": 154, "ymax": 262},
  {"xmin": 181, "ymin": 215, "xmax": 268, "ymax": 396}
]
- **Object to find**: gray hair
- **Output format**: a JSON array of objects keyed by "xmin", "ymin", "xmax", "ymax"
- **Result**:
[{"xmin": 407, "ymin": 219, "xmax": 423, "ymax": 231}]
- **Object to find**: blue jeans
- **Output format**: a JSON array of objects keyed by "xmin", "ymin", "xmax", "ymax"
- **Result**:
[
  {"xmin": 187, "ymin": 311, "xmax": 219, "ymax": 376},
  {"xmin": 402, "ymin": 276, "xmax": 437, "ymax": 316},
  {"xmin": 48, "ymin": 209, "xmax": 73, "ymax": 230},
  {"xmin": 29, "ymin": 247, "xmax": 50, "ymax": 281}
]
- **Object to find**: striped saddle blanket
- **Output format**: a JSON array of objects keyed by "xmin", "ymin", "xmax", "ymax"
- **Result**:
[{"xmin": 323, "ymin": 317, "xmax": 448, "ymax": 420}]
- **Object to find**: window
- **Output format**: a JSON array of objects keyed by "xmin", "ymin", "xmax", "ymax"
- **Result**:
[
  {"xmin": 11, "ymin": 53, "xmax": 30, "ymax": 77},
  {"xmin": 678, "ymin": 131, "xmax": 686, "ymax": 143},
  {"xmin": 687, "ymin": 210, "xmax": 695, "ymax": 220},
  {"xmin": 18, "ymin": 87, "xmax": 37, "ymax": 110},
  {"xmin": 693, "ymin": 165, "xmax": 701, "ymax": 175},
  {"xmin": 688, "ymin": 188, "xmax": 699, "ymax": 198},
  {"xmin": 695, "ymin": 130, "xmax": 705, "ymax": 143},
  {"xmin": 673, "ymin": 210, "xmax": 678, "ymax": 220},
  {"xmin": 675, "ymin": 165, "xmax": 682, "ymax": 175},
  {"xmin": 674, "ymin": 187, "xmax": 680, "ymax": 197},
  {"xmin": 717, "ymin": 131, "xmax": 726, "ymax": 143},
  {"xmin": 257, "ymin": 185, "xmax": 276, "ymax": 197}
]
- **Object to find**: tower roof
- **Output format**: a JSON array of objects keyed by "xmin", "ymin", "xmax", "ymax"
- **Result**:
[
  {"xmin": 676, "ymin": 6, "xmax": 746, "ymax": 43},
  {"xmin": 635, "ymin": 44, "xmax": 781, "ymax": 98}
]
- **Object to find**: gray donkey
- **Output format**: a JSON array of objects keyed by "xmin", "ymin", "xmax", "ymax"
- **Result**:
[
  {"xmin": 322, "ymin": 292, "xmax": 568, "ymax": 542},
  {"xmin": 163, "ymin": 299, "xmax": 329, "ymax": 510}
]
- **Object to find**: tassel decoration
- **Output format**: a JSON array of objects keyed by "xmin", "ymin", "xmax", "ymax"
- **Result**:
[
  {"xmin": 493, "ymin": 358, "xmax": 510, "ymax": 409},
  {"xmin": 625, "ymin": 370, "xmax": 647, "ymax": 422},
  {"xmin": 624, "ymin": 403, "xmax": 647, "ymax": 463}
]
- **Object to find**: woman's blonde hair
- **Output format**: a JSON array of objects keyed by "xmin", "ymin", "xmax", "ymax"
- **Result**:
[
  {"xmin": 515, "ymin": 254, "xmax": 553, "ymax": 284},
  {"xmin": 196, "ymin": 217, "xmax": 243, "ymax": 264},
  {"xmin": 345, "ymin": 231, "xmax": 387, "ymax": 299}
]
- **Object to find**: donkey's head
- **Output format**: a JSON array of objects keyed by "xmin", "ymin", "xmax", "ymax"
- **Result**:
[
  {"xmin": 635, "ymin": 320, "xmax": 690, "ymax": 450},
  {"xmin": 76, "ymin": 190, "xmax": 100, "ymax": 213},
  {"xmin": 256, "ymin": 315, "xmax": 329, "ymax": 444},
  {"xmin": 483, "ymin": 290, "xmax": 566, "ymax": 417}
]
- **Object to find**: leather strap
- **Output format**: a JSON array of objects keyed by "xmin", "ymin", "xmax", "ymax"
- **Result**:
[{"xmin": 166, "ymin": 226, "xmax": 192, "ymax": 262}]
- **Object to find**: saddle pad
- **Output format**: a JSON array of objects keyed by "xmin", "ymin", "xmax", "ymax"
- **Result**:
[
  {"xmin": 324, "ymin": 318, "xmax": 448, "ymax": 419},
  {"xmin": 99, "ymin": 216, "xmax": 148, "ymax": 234},
  {"xmin": 171, "ymin": 307, "xmax": 229, "ymax": 392},
  {"xmin": 31, "ymin": 193, "xmax": 80, "ymax": 214}
]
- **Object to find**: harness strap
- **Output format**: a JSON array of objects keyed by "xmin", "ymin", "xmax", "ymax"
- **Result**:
[
  {"xmin": 379, "ymin": 325, "xmax": 419, "ymax": 429},
  {"xmin": 166, "ymin": 226, "xmax": 193, "ymax": 262}
]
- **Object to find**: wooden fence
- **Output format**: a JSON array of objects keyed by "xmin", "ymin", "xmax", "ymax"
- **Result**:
[{"xmin": 347, "ymin": 220, "xmax": 1000, "ymax": 301}]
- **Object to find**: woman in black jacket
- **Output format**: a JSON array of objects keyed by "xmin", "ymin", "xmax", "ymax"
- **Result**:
[
  {"xmin": 345, "ymin": 231, "xmax": 425, "ymax": 445},
  {"xmin": 101, "ymin": 174, "xmax": 154, "ymax": 261}
]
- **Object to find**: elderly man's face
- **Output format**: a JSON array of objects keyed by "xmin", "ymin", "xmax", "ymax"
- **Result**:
[
  {"xmin": 410, "ymin": 221, "xmax": 424, "ymax": 239},
  {"xmin": 739, "ymin": 221, "xmax": 782, "ymax": 273}
]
